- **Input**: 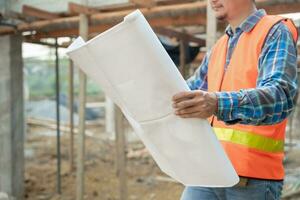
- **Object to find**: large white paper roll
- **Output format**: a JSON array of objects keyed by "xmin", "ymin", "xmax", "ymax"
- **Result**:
[{"xmin": 66, "ymin": 9, "xmax": 239, "ymax": 187}]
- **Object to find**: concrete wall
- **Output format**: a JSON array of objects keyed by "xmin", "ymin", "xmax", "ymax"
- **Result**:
[{"xmin": 0, "ymin": 34, "xmax": 24, "ymax": 200}]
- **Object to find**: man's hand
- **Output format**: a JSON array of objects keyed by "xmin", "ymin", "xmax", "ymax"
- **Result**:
[{"xmin": 172, "ymin": 90, "xmax": 218, "ymax": 119}]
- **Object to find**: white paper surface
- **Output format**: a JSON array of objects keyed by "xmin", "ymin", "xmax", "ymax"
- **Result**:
[{"xmin": 66, "ymin": 9, "xmax": 239, "ymax": 187}]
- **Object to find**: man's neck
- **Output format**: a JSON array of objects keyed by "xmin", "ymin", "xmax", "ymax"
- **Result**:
[{"xmin": 228, "ymin": 5, "xmax": 257, "ymax": 32}]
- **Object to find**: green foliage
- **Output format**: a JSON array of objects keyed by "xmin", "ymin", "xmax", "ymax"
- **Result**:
[{"xmin": 24, "ymin": 56, "xmax": 103, "ymax": 100}]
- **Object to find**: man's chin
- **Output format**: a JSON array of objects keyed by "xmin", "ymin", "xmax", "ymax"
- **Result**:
[{"xmin": 216, "ymin": 13, "xmax": 227, "ymax": 21}]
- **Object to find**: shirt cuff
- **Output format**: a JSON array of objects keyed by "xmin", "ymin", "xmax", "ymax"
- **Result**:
[{"xmin": 215, "ymin": 91, "xmax": 242, "ymax": 124}]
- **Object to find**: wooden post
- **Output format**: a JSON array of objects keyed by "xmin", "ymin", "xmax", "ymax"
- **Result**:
[
  {"xmin": 68, "ymin": 59, "xmax": 75, "ymax": 171},
  {"xmin": 179, "ymin": 39, "xmax": 187, "ymax": 79},
  {"xmin": 76, "ymin": 0, "xmax": 88, "ymax": 199},
  {"xmin": 206, "ymin": 0, "xmax": 217, "ymax": 50},
  {"xmin": 105, "ymin": 97, "xmax": 116, "ymax": 140},
  {"xmin": 115, "ymin": 106, "xmax": 127, "ymax": 200}
]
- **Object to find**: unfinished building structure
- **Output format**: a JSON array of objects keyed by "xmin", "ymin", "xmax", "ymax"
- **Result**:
[{"xmin": 0, "ymin": 0, "xmax": 300, "ymax": 199}]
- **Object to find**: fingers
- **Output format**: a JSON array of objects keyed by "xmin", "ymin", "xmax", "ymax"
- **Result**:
[
  {"xmin": 173, "ymin": 98, "xmax": 199, "ymax": 109},
  {"xmin": 172, "ymin": 90, "xmax": 217, "ymax": 119},
  {"xmin": 175, "ymin": 105, "xmax": 202, "ymax": 115},
  {"xmin": 176, "ymin": 110, "xmax": 210, "ymax": 119},
  {"xmin": 178, "ymin": 112, "xmax": 202, "ymax": 118},
  {"xmin": 172, "ymin": 91, "xmax": 198, "ymax": 102}
]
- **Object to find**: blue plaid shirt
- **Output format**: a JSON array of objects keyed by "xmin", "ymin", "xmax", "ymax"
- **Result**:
[{"xmin": 187, "ymin": 9, "xmax": 298, "ymax": 125}]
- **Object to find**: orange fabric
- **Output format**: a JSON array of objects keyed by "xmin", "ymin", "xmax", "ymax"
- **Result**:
[
  {"xmin": 282, "ymin": 19, "xmax": 299, "ymax": 43},
  {"xmin": 207, "ymin": 15, "xmax": 298, "ymax": 180},
  {"xmin": 220, "ymin": 141, "xmax": 285, "ymax": 179}
]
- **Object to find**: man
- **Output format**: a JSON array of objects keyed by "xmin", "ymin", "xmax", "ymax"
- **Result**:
[{"xmin": 172, "ymin": 0, "xmax": 298, "ymax": 199}]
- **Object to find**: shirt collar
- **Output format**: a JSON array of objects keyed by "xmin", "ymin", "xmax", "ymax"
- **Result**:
[{"xmin": 225, "ymin": 9, "xmax": 266, "ymax": 37}]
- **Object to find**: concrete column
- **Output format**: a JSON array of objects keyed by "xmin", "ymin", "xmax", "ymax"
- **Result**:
[
  {"xmin": 206, "ymin": 0, "xmax": 217, "ymax": 50},
  {"xmin": 0, "ymin": 34, "xmax": 24, "ymax": 200}
]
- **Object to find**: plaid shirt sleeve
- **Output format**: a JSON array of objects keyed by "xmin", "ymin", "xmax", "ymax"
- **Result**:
[
  {"xmin": 186, "ymin": 51, "xmax": 211, "ymax": 91},
  {"xmin": 215, "ymin": 22, "xmax": 298, "ymax": 125}
]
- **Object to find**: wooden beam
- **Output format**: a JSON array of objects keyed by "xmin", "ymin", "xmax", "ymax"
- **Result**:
[
  {"xmin": 91, "ymin": 2, "xmax": 137, "ymax": 13},
  {"xmin": 1, "ymin": 1, "xmax": 207, "ymax": 36},
  {"xmin": 256, "ymin": 0, "xmax": 300, "ymax": 14},
  {"xmin": 68, "ymin": 2, "xmax": 98, "ymax": 15},
  {"xmin": 25, "ymin": 11, "xmax": 206, "ymax": 40},
  {"xmin": 1, "ymin": 0, "xmax": 300, "ymax": 37},
  {"xmin": 26, "ymin": 118, "xmax": 94, "ymax": 135},
  {"xmin": 129, "ymin": 0, "xmax": 157, "ymax": 8},
  {"xmin": 0, "ymin": 26, "xmax": 16, "ymax": 35},
  {"xmin": 68, "ymin": 0, "xmax": 198, "ymax": 14},
  {"xmin": 86, "ymin": 0, "xmax": 197, "ymax": 13},
  {"xmin": 22, "ymin": 5, "xmax": 60, "ymax": 20},
  {"xmin": 154, "ymin": 27, "xmax": 205, "ymax": 46},
  {"xmin": 157, "ymin": 0, "xmax": 197, "ymax": 6}
]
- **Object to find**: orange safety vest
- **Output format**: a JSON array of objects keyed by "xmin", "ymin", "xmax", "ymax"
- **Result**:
[{"xmin": 208, "ymin": 15, "xmax": 298, "ymax": 180}]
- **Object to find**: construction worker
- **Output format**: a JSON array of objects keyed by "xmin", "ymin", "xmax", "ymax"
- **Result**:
[{"xmin": 172, "ymin": 0, "xmax": 298, "ymax": 199}]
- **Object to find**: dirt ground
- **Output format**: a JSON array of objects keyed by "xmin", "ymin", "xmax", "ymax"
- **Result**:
[
  {"xmin": 24, "ymin": 125, "xmax": 183, "ymax": 200},
  {"xmin": 24, "ymin": 124, "xmax": 300, "ymax": 200}
]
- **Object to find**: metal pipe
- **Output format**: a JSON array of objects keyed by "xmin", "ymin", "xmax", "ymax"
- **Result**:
[
  {"xmin": 68, "ymin": 59, "xmax": 75, "ymax": 171},
  {"xmin": 55, "ymin": 38, "xmax": 62, "ymax": 194}
]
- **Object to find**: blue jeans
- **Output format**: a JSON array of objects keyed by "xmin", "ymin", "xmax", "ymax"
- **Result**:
[{"xmin": 181, "ymin": 179, "xmax": 283, "ymax": 200}]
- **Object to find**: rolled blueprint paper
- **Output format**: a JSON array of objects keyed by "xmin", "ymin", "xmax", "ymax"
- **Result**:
[{"xmin": 66, "ymin": 9, "xmax": 239, "ymax": 187}]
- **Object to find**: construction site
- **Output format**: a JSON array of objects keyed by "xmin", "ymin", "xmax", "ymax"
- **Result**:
[{"xmin": 0, "ymin": 0, "xmax": 300, "ymax": 200}]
